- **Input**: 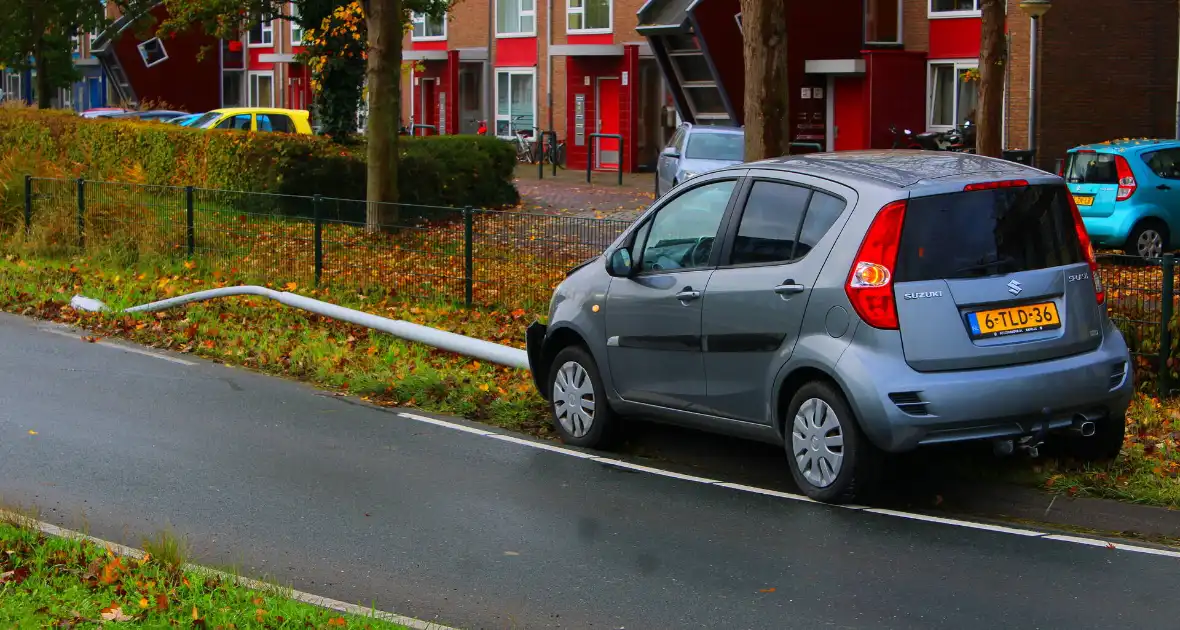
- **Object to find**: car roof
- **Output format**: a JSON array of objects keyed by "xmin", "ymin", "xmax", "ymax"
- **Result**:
[
  {"xmin": 1070, "ymin": 138, "xmax": 1180, "ymax": 154},
  {"xmin": 685, "ymin": 123, "xmax": 743, "ymax": 135},
  {"xmin": 711, "ymin": 150, "xmax": 1046, "ymax": 189},
  {"xmin": 211, "ymin": 107, "xmax": 309, "ymax": 117}
]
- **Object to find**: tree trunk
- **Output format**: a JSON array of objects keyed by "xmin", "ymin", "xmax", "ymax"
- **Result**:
[
  {"xmin": 364, "ymin": 0, "xmax": 402, "ymax": 230},
  {"xmin": 976, "ymin": 0, "xmax": 1006, "ymax": 157},
  {"xmin": 34, "ymin": 39, "xmax": 52, "ymax": 109},
  {"xmin": 740, "ymin": 0, "xmax": 790, "ymax": 161}
]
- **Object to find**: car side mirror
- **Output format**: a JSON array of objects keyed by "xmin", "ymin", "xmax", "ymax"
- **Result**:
[
  {"xmin": 606, "ymin": 248, "xmax": 634, "ymax": 277},
  {"xmin": 662, "ymin": 147, "xmax": 680, "ymax": 158}
]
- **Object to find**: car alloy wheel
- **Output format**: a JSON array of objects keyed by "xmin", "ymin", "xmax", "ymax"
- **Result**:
[
  {"xmin": 552, "ymin": 360, "xmax": 596, "ymax": 438},
  {"xmin": 790, "ymin": 398, "xmax": 845, "ymax": 488},
  {"xmin": 1137, "ymin": 228, "xmax": 1165, "ymax": 259}
]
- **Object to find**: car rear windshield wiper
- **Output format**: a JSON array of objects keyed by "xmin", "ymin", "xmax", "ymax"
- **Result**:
[{"xmin": 953, "ymin": 255, "xmax": 1017, "ymax": 277}]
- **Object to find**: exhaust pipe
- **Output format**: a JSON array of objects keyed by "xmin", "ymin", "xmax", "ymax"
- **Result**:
[{"xmin": 1071, "ymin": 414, "xmax": 1097, "ymax": 437}]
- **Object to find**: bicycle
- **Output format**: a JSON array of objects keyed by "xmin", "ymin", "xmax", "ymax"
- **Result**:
[
  {"xmin": 540, "ymin": 134, "xmax": 566, "ymax": 168},
  {"xmin": 499, "ymin": 116, "xmax": 539, "ymax": 163}
]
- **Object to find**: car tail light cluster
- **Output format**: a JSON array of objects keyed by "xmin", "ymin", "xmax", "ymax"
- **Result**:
[
  {"xmin": 846, "ymin": 200, "xmax": 907, "ymax": 329},
  {"xmin": 963, "ymin": 179, "xmax": 1029, "ymax": 192},
  {"xmin": 1066, "ymin": 193, "xmax": 1105, "ymax": 304},
  {"xmin": 1114, "ymin": 155, "xmax": 1137, "ymax": 201}
]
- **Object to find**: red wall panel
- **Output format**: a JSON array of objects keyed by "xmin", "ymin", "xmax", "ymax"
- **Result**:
[
  {"xmin": 495, "ymin": 37, "xmax": 538, "ymax": 67},
  {"xmin": 112, "ymin": 5, "xmax": 221, "ymax": 112},
  {"xmin": 565, "ymin": 56, "xmax": 632, "ymax": 170},
  {"xmin": 411, "ymin": 40, "xmax": 449, "ymax": 51},
  {"xmin": 865, "ymin": 50, "xmax": 927, "ymax": 147},
  {"xmin": 929, "ymin": 17, "xmax": 981, "ymax": 59},
  {"xmin": 834, "ymin": 77, "xmax": 867, "ymax": 151},
  {"xmin": 568, "ymin": 34, "xmax": 614, "ymax": 45}
]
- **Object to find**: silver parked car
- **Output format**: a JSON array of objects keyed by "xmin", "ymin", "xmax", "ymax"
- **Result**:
[
  {"xmin": 655, "ymin": 123, "xmax": 744, "ymax": 198},
  {"xmin": 527, "ymin": 151, "xmax": 1133, "ymax": 503}
]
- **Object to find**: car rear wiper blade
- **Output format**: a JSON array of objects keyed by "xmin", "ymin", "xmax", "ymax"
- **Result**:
[{"xmin": 953, "ymin": 256, "xmax": 1017, "ymax": 276}]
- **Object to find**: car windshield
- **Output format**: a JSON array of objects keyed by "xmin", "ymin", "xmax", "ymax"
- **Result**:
[
  {"xmin": 191, "ymin": 112, "xmax": 223, "ymax": 129},
  {"xmin": 1065, "ymin": 151, "xmax": 1118, "ymax": 184},
  {"xmin": 685, "ymin": 132, "xmax": 744, "ymax": 161}
]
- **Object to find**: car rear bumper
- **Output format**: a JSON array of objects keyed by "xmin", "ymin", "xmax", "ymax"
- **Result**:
[
  {"xmin": 836, "ymin": 322, "xmax": 1134, "ymax": 452},
  {"xmin": 1082, "ymin": 213, "xmax": 1135, "ymax": 248}
]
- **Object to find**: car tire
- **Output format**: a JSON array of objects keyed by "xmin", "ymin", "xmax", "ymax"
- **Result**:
[
  {"xmin": 548, "ymin": 345, "xmax": 621, "ymax": 449},
  {"xmin": 784, "ymin": 381, "xmax": 883, "ymax": 504},
  {"xmin": 1065, "ymin": 414, "xmax": 1126, "ymax": 462},
  {"xmin": 1127, "ymin": 220, "xmax": 1169, "ymax": 259}
]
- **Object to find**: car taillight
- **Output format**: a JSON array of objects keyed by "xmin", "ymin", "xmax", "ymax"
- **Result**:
[
  {"xmin": 1115, "ymin": 155, "xmax": 1137, "ymax": 201},
  {"xmin": 846, "ymin": 200, "xmax": 907, "ymax": 329},
  {"xmin": 1066, "ymin": 192, "xmax": 1105, "ymax": 304}
]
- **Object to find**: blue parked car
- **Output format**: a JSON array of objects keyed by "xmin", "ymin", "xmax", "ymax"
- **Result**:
[
  {"xmin": 1065, "ymin": 139, "xmax": 1180, "ymax": 258},
  {"xmin": 655, "ymin": 123, "xmax": 745, "ymax": 198}
]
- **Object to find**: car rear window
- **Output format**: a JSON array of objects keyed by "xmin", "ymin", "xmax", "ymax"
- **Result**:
[
  {"xmin": 1065, "ymin": 151, "xmax": 1118, "ymax": 184},
  {"xmin": 895, "ymin": 185, "xmax": 1084, "ymax": 282}
]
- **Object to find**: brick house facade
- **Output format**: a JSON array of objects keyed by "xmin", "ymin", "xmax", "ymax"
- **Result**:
[{"xmin": 402, "ymin": 0, "xmax": 680, "ymax": 172}]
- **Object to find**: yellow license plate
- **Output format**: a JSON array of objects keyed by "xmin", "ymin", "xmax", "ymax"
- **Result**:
[
  {"xmin": 1073, "ymin": 195, "xmax": 1095, "ymax": 206},
  {"xmin": 967, "ymin": 302, "xmax": 1061, "ymax": 339}
]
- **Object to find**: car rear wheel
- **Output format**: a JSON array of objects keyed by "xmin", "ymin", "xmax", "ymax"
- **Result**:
[
  {"xmin": 1065, "ymin": 414, "xmax": 1126, "ymax": 462},
  {"xmin": 549, "ymin": 346, "xmax": 621, "ymax": 449},
  {"xmin": 1127, "ymin": 221, "xmax": 1168, "ymax": 258},
  {"xmin": 784, "ymin": 381, "xmax": 882, "ymax": 503}
]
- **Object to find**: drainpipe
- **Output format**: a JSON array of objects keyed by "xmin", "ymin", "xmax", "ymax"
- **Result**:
[
  {"xmin": 546, "ymin": 0, "xmax": 554, "ymax": 133},
  {"xmin": 487, "ymin": 0, "xmax": 494, "ymax": 131}
]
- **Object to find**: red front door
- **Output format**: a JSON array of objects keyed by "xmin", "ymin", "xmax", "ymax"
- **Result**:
[
  {"xmin": 595, "ymin": 77, "xmax": 620, "ymax": 170},
  {"xmin": 421, "ymin": 79, "xmax": 438, "ymax": 136}
]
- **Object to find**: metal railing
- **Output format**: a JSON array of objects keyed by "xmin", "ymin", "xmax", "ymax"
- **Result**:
[
  {"xmin": 20, "ymin": 176, "xmax": 631, "ymax": 310},
  {"xmin": 587, "ymin": 133, "xmax": 625, "ymax": 186}
]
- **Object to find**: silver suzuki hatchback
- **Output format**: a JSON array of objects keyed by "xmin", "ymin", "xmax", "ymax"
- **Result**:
[{"xmin": 526, "ymin": 151, "xmax": 1134, "ymax": 503}]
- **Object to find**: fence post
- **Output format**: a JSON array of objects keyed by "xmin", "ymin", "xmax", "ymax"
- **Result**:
[
  {"xmin": 23, "ymin": 175, "xmax": 32, "ymax": 236},
  {"xmin": 463, "ymin": 206, "xmax": 474, "ymax": 307},
  {"xmin": 537, "ymin": 132, "xmax": 544, "ymax": 180},
  {"xmin": 185, "ymin": 186, "xmax": 195, "ymax": 257},
  {"xmin": 617, "ymin": 135, "xmax": 625, "ymax": 187},
  {"xmin": 1161, "ymin": 254, "xmax": 1175, "ymax": 399},
  {"xmin": 313, "ymin": 194, "xmax": 323, "ymax": 287},
  {"xmin": 76, "ymin": 178, "xmax": 85, "ymax": 249},
  {"xmin": 551, "ymin": 131, "xmax": 558, "ymax": 177}
]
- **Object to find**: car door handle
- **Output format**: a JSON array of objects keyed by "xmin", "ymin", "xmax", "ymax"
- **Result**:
[
  {"xmin": 1160, "ymin": 184, "xmax": 1172, "ymax": 191},
  {"xmin": 675, "ymin": 288, "xmax": 702, "ymax": 302},
  {"xmin": 774, "ymin": 283, "xmax": 806, "ymax": 296}
]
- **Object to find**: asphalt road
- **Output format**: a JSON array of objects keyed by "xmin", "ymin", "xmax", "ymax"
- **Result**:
[{"xmin": 2, "ymin": 312, "xmax": 1179, "ymax": 629}]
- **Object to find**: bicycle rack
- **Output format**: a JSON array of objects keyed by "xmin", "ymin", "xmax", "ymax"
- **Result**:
[
  {"xmin": 536, "ymin": 130, "xmax": 559, "ymax": 179},
  {"xmin": 411, "ymin": 124, "xmax": 438, "ymax": 136},
  {"xmin": 587, "ymin": 133, "xmax": 625, "ymax": 186}
]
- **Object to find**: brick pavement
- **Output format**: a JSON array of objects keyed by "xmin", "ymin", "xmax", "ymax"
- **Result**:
[{"xmin": 513, "ymin": 168, "xmax": 656, "ymax": 222}]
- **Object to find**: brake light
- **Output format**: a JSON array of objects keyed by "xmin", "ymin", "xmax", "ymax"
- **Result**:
[
  {"xmin": 1066, "ymin": 192, "xmax": 1105, "ymax": 304},
  {"xmin": 1115, "ymin": 155, "xmax": 1137, "ymax": 201},
  {"xmin": 964, "ymin": 179, "xmax": 1029, "ymax": 191},
  {"xmin": 846, "ymin": 200, "xmax": 907, "ymax": 329}
]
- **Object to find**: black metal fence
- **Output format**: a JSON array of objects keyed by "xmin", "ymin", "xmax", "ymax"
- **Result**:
[
  {"xmin": 18, "ymin": 176, "xmax": 631, "ymax": 309},
  {"xmin": 1098, "ymin": 253, "xmax": 1177, "ymax": 396}
]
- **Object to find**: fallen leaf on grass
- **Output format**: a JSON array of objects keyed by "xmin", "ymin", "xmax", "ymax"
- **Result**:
[
  {"xmin": 99, "ymin": 603, "xmax": 132, "ymax": 622},
  {"xmin": 0, "ymin": 567, "xmax": 30, "ymax": 585},
  {"xmin": 327, "ymin": 617, "xmax": 347, "ymax": 626},
  {"xmin": 154, "ymin": 594, "xmax": 169, "ymax": 611}
]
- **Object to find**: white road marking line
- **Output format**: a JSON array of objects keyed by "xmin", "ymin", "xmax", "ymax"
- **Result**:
[
  {"xmin": 0, "ymin": 511, "xmax": 458, "ymax": 630},
  {"xmin": 388, "ymin": 409, "xmax": 1180, "ymax": 560},
  {"xmin": 39, "ymin": 327, "xmax": 196, "ymax": 366}
]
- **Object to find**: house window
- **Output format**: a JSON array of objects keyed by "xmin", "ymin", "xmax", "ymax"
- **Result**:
[
  {"xmin": 411, "ymin": 12, "xmax": 446, "ymax": 39},
  {"xmin": 865, "ymin": 0, "xmax": 901, "ymax": 44},
  {"xmin": 248, "ymin": 17, "xmax": 274, "ymax": 46},
  {"xmin": 497, "ymin": 0, "xmax": 536, "ymax": 36},
  {"xmin": 249, "ymin": 71, "xmax": 275, "ymax": 107},
  {"xmin": 495, "ymin": 69, "xmax": 535, "ymax": 136},
  {"xmin": 137, "ymin": 38, "xmax": 169, "ymax": 68},
  {"xmin": 929, "ymin": 0, "xmax": 980, "ymax": 17},
  {"xmin": 290, "ymin": 3, "xmax": 304, "ymax": 45},
  {"xmin": 568, "ymin": 0, "xmax": 611, "ymax": 32},
  {"xmin": 928, "ymin": 61, "xmax": 978, "ymax": 129}
]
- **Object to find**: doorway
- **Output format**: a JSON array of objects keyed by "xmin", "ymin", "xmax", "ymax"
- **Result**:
[
  {"xmin": 458, "ymin": 62, "xmax": 484, "ymax": 134},
  {"xmin": 595, "ymin": 76, "xmax": 621, "ymax": 170},
  {"xmin": 637, "ymin": 58, "xmax": 663, "ymax": 171},
  {"xmin": 420, "ymin": 78, "xmax": 438, "ymax": 136}
]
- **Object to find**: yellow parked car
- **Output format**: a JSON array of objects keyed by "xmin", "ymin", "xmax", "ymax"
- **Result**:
[{"xmin": 190, "ymin": 108, "xmax": 313, "ymax": 135}]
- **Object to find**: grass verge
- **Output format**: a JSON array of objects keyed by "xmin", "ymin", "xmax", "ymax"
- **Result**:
[
  {"xmin": 0, "ymin": 520, "xmax": 409, "ymax": 628},
  {"xmin": 3, "ymin": 252, "xmax": 1180, "ymax": 510}
]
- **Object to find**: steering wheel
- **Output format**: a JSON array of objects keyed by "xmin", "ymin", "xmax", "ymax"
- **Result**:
[{"xmin": 686, "ymin": 237, "xmax": 713, "ymax": 267}]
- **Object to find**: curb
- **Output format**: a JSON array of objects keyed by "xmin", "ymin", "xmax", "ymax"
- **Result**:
[{"xmin": 0, "ymin": 511, "xmax": 460, "ymax": 630}]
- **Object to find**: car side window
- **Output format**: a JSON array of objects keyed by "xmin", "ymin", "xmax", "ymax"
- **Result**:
[
  {"xmin": 217, "ymin": 114, "xmax": 251, "ymax": 131},
  {"xmin": 795, "ymin": 191, "xmax": 847, "ymax": 259},
  {"xmin": 729, "ymin": 181, "xmax": 811, "ymax": 265},
  {"xmin": 1143, "ymin": 149, "xmax": 1180, "ymax": 180},
  {"xmin": 638, "ymin": 180, "xmax": 736, "ymax": 273},
  {"xmin": 667, "ymin": 128, "xmax": 685, "ymax": 154},
  {"xmin": 675, "ymin": 129, "xmax": 689, "ymax": 153},
  {"xmin": 258, "ymin": 114, "xmax": 293, "ymax": 133}
]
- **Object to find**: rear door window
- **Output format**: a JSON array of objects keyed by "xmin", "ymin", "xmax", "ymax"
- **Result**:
[
  {"xmin": 1065, "ymin": 152, "xmax": 1118, "ymax": 184},
  {"xmin": 729, "ymin": 182, "xmax": 810, "ymax": 265},
  {"xmin": 258, "ymin": 114, "xmax": 293, "ymax": 133},
  {"xmin": 1143, "ymin": 148, "xmax": 1180, "ymax": 179},
  {"xmin": 895, "ymin": 185, "xmax": 1084, "ymax": 282}
]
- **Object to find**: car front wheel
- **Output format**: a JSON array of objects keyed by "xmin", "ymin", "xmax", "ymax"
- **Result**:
[
  {"xmin": 785, "ymin": 381, "xmax": 882, "ymax": 503},
  {"xmin": 548, "ymin": 346, "xmax": 621, "ymax": 449}
]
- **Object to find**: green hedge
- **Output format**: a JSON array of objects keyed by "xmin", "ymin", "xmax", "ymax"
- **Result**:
[{"xmin": 0, "ymin": 108, "xmax": 518, "ymax": 223}]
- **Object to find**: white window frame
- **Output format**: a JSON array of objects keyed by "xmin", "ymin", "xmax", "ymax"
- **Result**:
[
  {"xmin": 928, "ymin": 0, "xmax": 980, "ymax": 19},
  {"xmin": 864, "ymin": 0, "xmax": 903, "ymax": 45},
  {"xmin": 567, "ymin": 0, "xmax": 613, "ymax": 34},
  {"xmin": 411, "ymin": 12, "xmax": 447, "ymax": 41},
  {"xmin": 926, "ymin": 59, "xmax": 978, "ymax": 131},
  {"xmin": 137, "ymin": 37, "xmax": 169, "ymax": 68},
  {"xmin": 249, "ymin": 70, "xmax": 275, "ymax": 107},
  {"xmin": 248, "ymin": 17, "xmax": 274, "ymax": 47},
  {"xmin": 494, "ymin": 67, "xmax": 537, "ymax": 137},
  {"xmin": 496, "ymin": 0, "xmax": 536, "ymax": 37},
  {"xmin": 289, "ymin": 3, "xmax": 304, "ymax": 45}
]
